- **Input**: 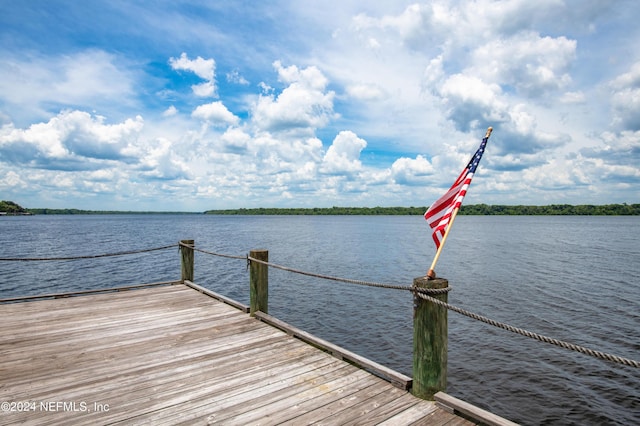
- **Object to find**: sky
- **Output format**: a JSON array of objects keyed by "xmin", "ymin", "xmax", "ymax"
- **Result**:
[{"xmin": 0, "ymin": 0, "xmax": 639, "ymax": 211}]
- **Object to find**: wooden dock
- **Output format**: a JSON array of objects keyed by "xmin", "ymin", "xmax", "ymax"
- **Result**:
[{"xmin": 0, "ymin": 283, "xmax": 513, "ymax": 425}]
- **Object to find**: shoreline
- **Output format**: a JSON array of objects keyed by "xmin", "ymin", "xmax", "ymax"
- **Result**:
[{"xmin": 2, "ymin": 203, "xmax": 639, "ymax": 216}]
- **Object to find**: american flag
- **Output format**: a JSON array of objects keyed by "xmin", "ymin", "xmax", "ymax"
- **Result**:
[{"xmin": 424, "ymin": 131, "xmax": 490, "ymax": 248}]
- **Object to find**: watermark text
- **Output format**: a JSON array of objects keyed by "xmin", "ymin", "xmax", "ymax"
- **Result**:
[{"xmin": 1, "ymin": 401, "xmax": 110, "ymax": 414}]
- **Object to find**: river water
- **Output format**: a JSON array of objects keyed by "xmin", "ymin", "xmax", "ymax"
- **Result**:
[{"xmin": 0, "ymin": 215, "xmax": 638, "ymax": 425}]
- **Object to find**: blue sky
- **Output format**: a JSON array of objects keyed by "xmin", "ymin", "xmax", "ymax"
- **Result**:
[{"xmin": 1, "ymin": 1, "xmax": 639, "ymax": 211}]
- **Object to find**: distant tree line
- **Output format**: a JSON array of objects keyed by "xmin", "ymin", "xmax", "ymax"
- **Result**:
[
  {"xmin": 0, "ymin": 200, "xmax": 30, "ymax": 214},
  {"xmin": 25, "ymin": 208, "xmax": 197, "ymax": 215},
  {"xmin": 0, "ymin": 201, "xmax": 196, "ymax": 215},
  {"xmin": 458, "ymin": 203, "xmax": 640, "ymax": 215},
  {"xmin": 3, "ymin": 200, "xmax": 638, "ymax": 215},
  {"xmin": 205, "ymin": 204, "xmax": 640, "ymax": 216},
  {"xmin": 204, "ymin": 206, "xmax": 427, "ymax": 215}
]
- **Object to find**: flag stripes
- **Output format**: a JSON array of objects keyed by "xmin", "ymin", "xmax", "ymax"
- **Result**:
[{"xmin": 424, "ymin": 133, "xmax": 489, "ymax": 248}]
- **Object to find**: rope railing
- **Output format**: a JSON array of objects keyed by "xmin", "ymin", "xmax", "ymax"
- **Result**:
[
  {"xmin": 0, "ymin": 244, "xmax": 178, "ymax": 261},
  {"xmin": 191, "ymin": 246, "xmax": 246, "ymax": 260},
  {"xmin": 237, "ymin": 252, "xmax": 638, "ymax": 369},
  {"xmin": 2, "ymin": 241, "xmax": 637, "ymax": 368},
  {"xmin": 246, "ymin": 254, "xmax": 451, "ymax": 295},
  {"xmin": 182, "ymin": 242, "xmax": 448, "ymax": 294},
  {"xmin": 414, "ymin": 291, "xmax": 640, "ymax": 368}
]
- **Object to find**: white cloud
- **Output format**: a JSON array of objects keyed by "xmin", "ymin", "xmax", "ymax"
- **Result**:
[
  {"xmin": 251, "ymin": 62, "xmax": 336, "ymax": 133},
  {"xmin": 53, "ymin": 51, "xmax": 136, "ymax": 102},
  {"xmin": 251, "ymin": 133, "xmax": 324, "ymax": 172},
  {"xmin": 321, "ymin": 130, "xmax": 367, "ymax": 174},
  {"xmin": 488, "ymin": 152, "xmax": 547, "ymax": 172},
  {"xmin": 423, "ymin": 55, "xmax": 445, "ymax": 88},
  {"xmin": 351, "ymin": 3, "xmax": 436, "ymax": 51},
  {"xmin": 137, "ymin": 137, "xmax": 191, "ymax": 181},
  {"xmin": 273, "ymin": 60, "xmax": 328, "ymax": 89},
  {"xmin": 582, "ymin": 130, "xmax": 640, "ymax": 169},
  {"xmin": 0, "ymin": 170, "xmax": 26, "ymax": 189},
  {"xmin": 470, "ymin": 31, "xmax": 576, "ymax": 96},
  {"xmin": 0, "ymin": 110, "xmax": 143, "ymax": 170},
  {"xmin": 0, "ymin": 50, "xmax": 137, "ymax": 124},
  {"xmin": 343, "ymin": 1, "xmax": 580, "ymax": 158},
  {"xmin": 522, "ymin": 157, "xmax": 589, "ymax": 190},
  {"xmin": 610, "ymin": 62, "xmax": 640, "ymax": 89},
  {"xmin": 420, "ymin": 31, "xmax": 574, "ymax": 154},
  {"xmin": 560, "ymin": 91, "xmax": 586, "ymax": 104},
  {"xmin": 220, "ymin": 127, "xmax": 251, "ymax": 154},
  {"xmin": 609, "ymin": 62, "xmax": 640, "ymax": 131},
  {"xmin": 346, "ymin": 83, "xmax": 387, "ymax": 101},
  {"xmin": 390, "ymin": 155, "xmax": 434, "ymax": 186},
  {"xmin": 169, "ymin": 52, "xmax": 217, "ymax": 97},
  {"xmin": 226, "ymin": 69, "xmax": 249, "ymax": 85},
  {"xmin": 86, "ymin": 169, "xmax": 116, "ymax": 182},
  {"xmin": 163, "ymin": 105, "xmax": 178, "ymax": 117},
  {"xmin": 436, "ymin": 73, "xmax": 508, "ymax": 131},
  {"xmin": 192, "ymin": 101, "xmax": 239, "ymax": 126},
  {"xmin": 191, "ymin": 81, "xmax": 215, "ymax": 97},
  {"xmin": 169, "ymin": 52, "xmax": 214, "ymax": 81}
]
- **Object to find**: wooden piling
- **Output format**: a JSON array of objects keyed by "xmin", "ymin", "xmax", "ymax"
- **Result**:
[
  {"xmin": 249, "ymin": 249, "xmax": 268, "ymax": 316},
  {"xmin": 412, "ymin": 276, "xmax": 448, "ymax": 399},
  {"xmin": 180, "ymin": 240, "xmax": 195, "ymax": 283}
]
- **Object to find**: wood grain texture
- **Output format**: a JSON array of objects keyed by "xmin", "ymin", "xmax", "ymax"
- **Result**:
[{"xmin": 0, "ymin": 284, "xmax": 487, "ymax": 425}]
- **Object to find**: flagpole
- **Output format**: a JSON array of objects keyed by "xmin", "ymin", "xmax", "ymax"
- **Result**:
[
  {"xmin": 426, "ymin": 206, "xmax": 460, "ymax": 279},
  {"xmin": 426, "ymin": 126, "xmax": 492, "ymax": 279}
]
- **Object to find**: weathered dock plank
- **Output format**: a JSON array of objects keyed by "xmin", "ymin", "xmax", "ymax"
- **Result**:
[{"xmin": 0, "ymin": 284, "xmax": 493, "ymax": 425}]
